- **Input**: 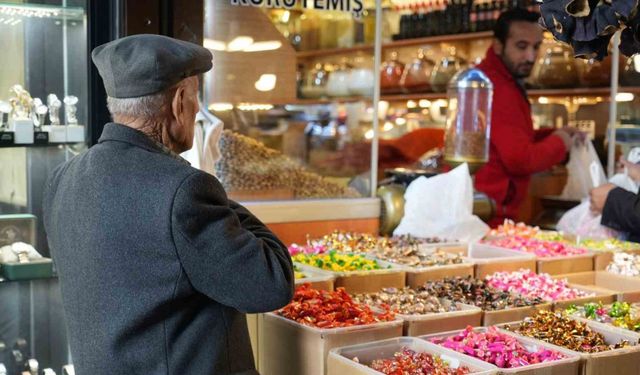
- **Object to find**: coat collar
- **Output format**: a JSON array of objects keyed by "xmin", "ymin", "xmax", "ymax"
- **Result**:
[
  {"xmin": 98, "ymin": 123, "xmax": 189, "ymax": 165},
  {"xmin": 478, "ymin": 47, "xmax": 529, "ymax": 102}
]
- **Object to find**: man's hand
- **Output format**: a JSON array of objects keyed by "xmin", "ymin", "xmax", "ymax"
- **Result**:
[{"xmin": 589, "ymin": 183, "xmax": 616, "ymax": 214}]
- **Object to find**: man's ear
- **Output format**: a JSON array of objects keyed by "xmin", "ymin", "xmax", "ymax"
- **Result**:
[
  {"xmin": 171, "ymin": 86, "xmax": 186, "ymax": 125},
  {"xmin": 492, "ymin": 39, "xmax": 504, "ymax": 56}
]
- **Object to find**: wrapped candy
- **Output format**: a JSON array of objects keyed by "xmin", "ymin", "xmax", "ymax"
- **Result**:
[
  {"xmin": 579, "ymin": 239, "xmax": 640, "ymax": 253},
  {"xmin": 367, "ymin": 348, "xmax": 471, "ymax": 374},
  {"xmin": 308, "ymin": 231, "xmax": 379, "ymax": 253},
  {"xmin": 606, "ymin": 252, "xmax": 640, "ymax": 277},
  {"xmin": 277, "ymin": 284, "xmax": 395, "ymax": 328},
  {"xmin": 293, "ymin": 265, "xmax": 306, "ymax": 279},
  {"xmin": 419, "ymin": 276, "xmax": 545, "ymax": 311},
  {"xmin": 292, "ymin": 251, "xmax": 387, "ymax": 272},
  {"xmin": 512, "ymin": 310, "xmax": 631, "ymax": 352},
  {"xmin": 482, "ymin": 236, "xmax": 587, "ymax": 258},
  {"xmin": 430, "ymin": 326, "xmax": 565, "ymax": 368},
  {"xmin": 352, "ymin": 287, "xmax": 460, "ymax": 315},
  {"xmin": 488, "ymin": 220, "xmax": 540, "ymax": 238},
  {"xmin": 485, "ymin": 270, "xmax": 593, "ymax": 302},
  {"xmin": 288, "ymin": 243, "xmax": 328, "ymax": 256},
  {"xmin": 566, "ymin": 302, "xmax": 640, "ymax": 332}
]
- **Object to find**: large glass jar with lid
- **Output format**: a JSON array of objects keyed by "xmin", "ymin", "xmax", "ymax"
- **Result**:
[
  {"xmin": 444, "ymin": 68, "xmax": 493, "ymax": 173},
  {"xmin": 533, "ymin": 38, "xmax": 579, "ymax": 88}
]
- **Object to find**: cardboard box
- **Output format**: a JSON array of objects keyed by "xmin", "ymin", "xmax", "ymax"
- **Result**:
[
  {"xmin": 592, "ymin": 249, "xmax": 640, "ymax": 271},
  {"xmin": 397, "ymin": 302, "xmax": 482, "ymax": 336},
  {"xmin": 404, "ymin": 262, "xmax": 475, "ymax": 289},
  {"xmin": 327, "ymin": 337, "xmax": 498, "ymax": 375},
  {"xmin": 297, "ymin": 260, "xmax": 406, "ymax": 294},
  {"xmin": 552, "ymin": 285, "xmax": 616, "ymax": 311},
  {"xmin": 500, "ymin": 319, "xmax": 640, "ymax": 375},
  {"xmin": 295, "ymin": 263, "xmax": 334, "ymax": 291},
  {"xmin": 468, "ymin": 243, "xmax": 537, "ymax": 279},
  {"xmin": 535, "ymin": 253, "xmax": 594, "ymax": 275},
  {"xmin": 421, "ymin": 327, "xmax": 582, "ymax": 374},
  {"xmin": 259, "ymin": 313, "xmax": 403, "ymax": 375},
  {"xmin": 482, "ymin": 303, "xmax": 553, "ymax": 327},
  {"xmin": 553, "ymin": 271, "xmax": 640, "ymax": 303}
]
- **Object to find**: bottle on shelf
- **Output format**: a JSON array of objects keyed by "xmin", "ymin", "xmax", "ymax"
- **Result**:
[
  {"xmin": 470, "ymin": 2, "xmax": 479, "ymax": 32},
  {"xmin": 461, "ymin": 0, "xmax": 471, "ymax": 33}
]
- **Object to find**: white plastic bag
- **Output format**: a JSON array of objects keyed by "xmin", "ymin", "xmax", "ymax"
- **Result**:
[
  {"xmin": 394, "ymin": 163, "xmax": 489, "ymax": 242},
  {"xmin": 557, "ymin": 200, "xmax": 619, "ymax": 239},
  {"xmin": 561, "ymin": 140, "xmax": 607, "ymax": 200}
]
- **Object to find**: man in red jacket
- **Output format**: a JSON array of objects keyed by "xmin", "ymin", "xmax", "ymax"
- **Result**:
[{"xmin": 476, "ymin": 9, "xmax": 578, "ymax": 227}]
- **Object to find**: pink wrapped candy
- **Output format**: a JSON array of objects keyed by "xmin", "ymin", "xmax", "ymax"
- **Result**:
[
  {"xmin": 288, "ymin": 243, "xmax": 328, "ymax": 256},
  {"xmin": 430, "ymin": 326, "xmax": 565, "ymax": 368},
  {"xmin": 486, "ymin": 269, "xmax": 593, "ymax": 302},
  {"xmin": 482, "ymin": 236, "xmax": 587, "ymax": 258}
]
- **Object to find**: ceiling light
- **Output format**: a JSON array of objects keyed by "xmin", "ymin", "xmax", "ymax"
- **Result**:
[
  {"xmin": 418, "ymin": 99, "xmax": 431, "ymax": 108},
  {"xmin": 538, "ymin": 96, "xmax": 550, "ymax": 104},
  {"xmin": 209, "ymin": 103, "xmax": 233, "ymax": 112},
  {"xmin": 227, "ymin": 36, "xmax": 254, "ymax": 52},
  {"xmin": 406, "ymin": 100, "xmax": 417, "ymax": 109},
  {"xmin": 395, "ymin": 117, "xmax": 407, "ymax": 126},
  {"xmin": 281, "ymin": 10, "xmax": 291, "ymax": 23},
  {"xmin": 255, "ymin": 74, "xmax": 277, "ymax": 92},
  {"xmin": 203, "ymin": 38, "xmax": 226, "ymax": 51},
  {"xmin": 243, "ymin": 41, "xmax": 282, "ymax": 52},
  {"xmin": 616, "ymin": 92, "xmax": 635, "ymax": 102},
  {"xmin": 237, "ymin": 103, "xmax": 274, "ymax": 111},
  {"xmin": 382, "ymin": 122, "xmax": 394, "ymax": 131},
  {"xmin": 364, "ymin": 129, "xmax": 374, "ymax": 140}
]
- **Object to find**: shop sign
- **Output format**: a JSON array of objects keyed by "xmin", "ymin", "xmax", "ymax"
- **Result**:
[{"xmin": 230, "ymin": 0, "xmax": 364, "ymax": 17}]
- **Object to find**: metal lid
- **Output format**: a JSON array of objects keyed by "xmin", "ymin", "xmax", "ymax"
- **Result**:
[{"xmin": 448, "ymin": 67, "xmax": 493, "ymax": 89}]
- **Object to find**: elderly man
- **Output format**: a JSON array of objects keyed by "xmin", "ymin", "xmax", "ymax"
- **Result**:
[{"xmin": 42, "ymin": 34, "xmax": 294, "ymax": 374}]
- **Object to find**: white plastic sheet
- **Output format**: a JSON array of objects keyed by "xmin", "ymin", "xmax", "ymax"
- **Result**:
[{"xmin": 394, "ymin": 163, "xmax": 489, "ymax": 242}]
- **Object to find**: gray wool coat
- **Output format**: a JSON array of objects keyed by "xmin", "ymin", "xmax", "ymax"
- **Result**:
[{"xmin": 42, "ymin": 123, "xmax": 294, "ymax": 375}]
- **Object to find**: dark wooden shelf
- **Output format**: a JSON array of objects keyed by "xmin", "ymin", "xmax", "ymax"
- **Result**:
[{"xmin": 295, "ymin": 31, "xmax": 494, "ymax": 59}]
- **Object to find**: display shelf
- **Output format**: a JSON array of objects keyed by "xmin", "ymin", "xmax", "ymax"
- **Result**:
[
  {"xmin": 287, "ymin": 86, "xmax": 640, "ymax": 105},
  {"xmin": 0, "ymin": 141, "xmax": 83, "ymax": 148},
  {"xmin": 295, "ymin": 31, "xmax": 494, "ymax": 59},
  {"xmin": 0, "ymin": 2, "xmax": 85, "ymax": 20}
]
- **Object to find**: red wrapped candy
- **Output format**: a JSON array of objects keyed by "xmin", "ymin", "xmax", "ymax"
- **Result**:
[{"xmin": 277, "ymin": 284, "xmax": 395, "ymax": 328}]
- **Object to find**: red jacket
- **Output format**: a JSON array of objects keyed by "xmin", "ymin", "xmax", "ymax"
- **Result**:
[{"xmin": 475, "ymin": 48, "xmax": 567, "ymax": 226}]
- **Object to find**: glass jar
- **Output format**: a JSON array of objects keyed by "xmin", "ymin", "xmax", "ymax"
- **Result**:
[
  {"xmin": 579, "ymin": 57, "xmax": 611, "ymax": 87},
  {"xmin": 534, "ymin": 41, "xmax": 579, "ymax": 88},
  {"xmin": 444, "ymin": 68, "xmax": 493, "ymax": 173},
  {"xmin": 300, "ymin": 63, "xmax": 330, "ymax": 98},
  {"xmin": 381, "ymin": 51, "xmax": 405, "ymax": 94},
  {"xmin": 326, "ymin": 62, "xmax": 352, "ymax": 97},
  {"xmin": 431, "ymin": 49, "xmax": 465, "ymax": 92},
  {"xmin": 621, "ymin": 55, "xmax": 640, "ymax": 86},
  {"xmin": 400, "ymin": 48, "xmax": 436, "ymax": 93}
]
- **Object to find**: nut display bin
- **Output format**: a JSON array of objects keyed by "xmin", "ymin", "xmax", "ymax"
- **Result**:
[
  {"xmin": 422, "ymin": 327, "xmax": 582, "ymax": 374},
  {"xmin": 259, "ymin": 313, "xmax": 403, "ymax": 375},
  {"xmin": 327, "ymin": 336, "xmax": 497, "ymax": 375}
]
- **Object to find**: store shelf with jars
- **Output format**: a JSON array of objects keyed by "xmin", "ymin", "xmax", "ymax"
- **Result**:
[{"xmin": 0, "ymin": 1, "xmax": 87, "ymax": 373}]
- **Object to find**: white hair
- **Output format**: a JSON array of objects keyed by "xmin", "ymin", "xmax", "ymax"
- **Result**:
[{"xmin": 106, "ymin": 86, "xmax": 177, "ymax": 120}]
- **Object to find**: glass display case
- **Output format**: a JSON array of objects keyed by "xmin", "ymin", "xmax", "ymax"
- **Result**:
[{"xmin": 0, "ymin": 1, "xmax": 88, "ymax": 373}]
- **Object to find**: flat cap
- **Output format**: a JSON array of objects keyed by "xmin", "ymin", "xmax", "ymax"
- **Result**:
[{"xmin": 91, "ymin": 34, "xmax": 213, "ymax": 98}]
